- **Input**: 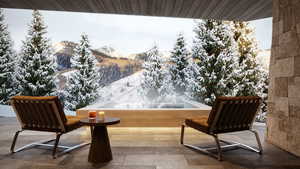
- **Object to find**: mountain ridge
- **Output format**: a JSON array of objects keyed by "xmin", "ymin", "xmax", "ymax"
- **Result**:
[{"xmin": 53, "ymin": 41, "xmax": 142, "ymax": 71}]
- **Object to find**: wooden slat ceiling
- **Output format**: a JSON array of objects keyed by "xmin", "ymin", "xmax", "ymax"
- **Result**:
[{"xmin": 0, "ymin": 0, "xmax": 272, "ymax": 21}]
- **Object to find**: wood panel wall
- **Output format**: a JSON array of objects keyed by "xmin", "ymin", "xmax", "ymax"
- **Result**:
[{"xmin": 77, "ymin": 109, "xmax": 210, "ymax": 127}]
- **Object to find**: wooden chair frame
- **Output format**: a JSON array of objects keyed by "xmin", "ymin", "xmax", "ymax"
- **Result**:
[
  {"xmin": 10, "ymin": 96, "xmax": 90, "ymax": 159},
  {"xmin": 180, "ymin": 96, "xmax": 263, "ymax": 161}
]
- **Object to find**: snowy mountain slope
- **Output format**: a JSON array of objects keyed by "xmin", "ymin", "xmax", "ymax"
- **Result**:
[
  {"xmin": 96, "ymin": 46, "xmax": 124, "ymax": 58},
  {"xmin": 85, "ymin": 71, "xmax": 211, "ymax": 110},
  {"xmin": 86, "ymin": 71, "xmax": 143, "ymax": 108}
]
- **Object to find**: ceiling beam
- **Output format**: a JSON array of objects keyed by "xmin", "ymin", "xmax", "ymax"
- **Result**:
[{"xmin": 0, "ymin": 0, "xmax": 272, "ymax": 21}]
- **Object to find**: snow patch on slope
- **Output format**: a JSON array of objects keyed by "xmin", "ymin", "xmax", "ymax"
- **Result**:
[{"xmin": 85, "ymin": 71, "xmax": 211, "ymax": 110}]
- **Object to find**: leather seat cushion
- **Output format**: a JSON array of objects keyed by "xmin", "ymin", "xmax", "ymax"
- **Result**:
[
  {"xmin": 185, "ymin": 115, "xmax": 210, "ymax": 133},
  {"xmin": 65, "ymin": 116, "xmax": 82, "ymax": 132}
]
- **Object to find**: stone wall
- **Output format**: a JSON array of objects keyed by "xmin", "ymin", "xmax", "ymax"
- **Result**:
[{"xmin": 267, "ymin": 0, "xmax": 300, "ymax": 157}]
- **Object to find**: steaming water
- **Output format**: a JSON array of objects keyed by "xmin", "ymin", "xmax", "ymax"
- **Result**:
[{"xmin": 86, "ymin": 96, "xmax": 211, "ymax": 110}]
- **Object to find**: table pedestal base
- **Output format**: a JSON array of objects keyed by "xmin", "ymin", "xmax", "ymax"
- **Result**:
[{"xmin": 88, "ymin": 126, "xmax": 112, "ymax": 163}]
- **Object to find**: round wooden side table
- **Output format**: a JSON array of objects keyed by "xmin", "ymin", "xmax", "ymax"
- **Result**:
[{"xmin": 80, "ymin": 117, "xmax": 120, "ymax": 163}]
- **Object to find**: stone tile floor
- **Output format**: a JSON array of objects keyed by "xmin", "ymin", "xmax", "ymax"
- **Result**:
[{"xmin": 0, "ymin": 117, "xmax": 299, "ymax": 169}]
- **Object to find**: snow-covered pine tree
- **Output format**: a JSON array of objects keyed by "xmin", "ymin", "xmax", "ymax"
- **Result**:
[
  {"xmin": 191, "ymin": 19, "xmax": 238, "ymax": 106},
  {"xmin": 256, "ymin": 69, "xmax": 269, "ymax": 122},
  {"xmin": 0, "ymin": 9, "xmax": 16, "ymax": 104},
  {"xmin": 232, "ymin": 21, "xmax": 263, "ymax": 96},
  {"xmin": 168, "ymin": 33, "xmax": 190, "ymax": 94},
  {"xmin": 140, "ymin": 45, "xmax": 171, "ymax": 102},
  {"xmin": 185, "ymin": 60, "xmax": 202, "ymax": 99},
  {"xmin": 16, "ymin": 10, "xmax": 56, "ymax": 96},
  {"xmin": 232, "ymin": 21, "xmax": 269, "ymax": 122},
  {"xmin": 64, "ymin": 34, "xmax": 99, "ymax": 111}
]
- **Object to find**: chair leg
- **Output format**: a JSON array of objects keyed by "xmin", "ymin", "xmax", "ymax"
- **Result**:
[
  {"xmin": 10, "ymin": 130, "xmax": 89, "ymax": 158},
  {"xmin": 180, "ymin": 125, "xmax": 222, "ymax": 161},
  {"xmin": 182, "ymin": 132, "xmax": 223, "ymax": 161},
  {"xmin": 250, "ymin": 130, "xmax": 263, "ymax": 154},
  {"xmin": 181, "ymin": 128, "xmax": 262, "ymax": 161},
  {"xmin": 180, "ymin": 124, "xmax": 185, "ymax": 144},
  {"xmin": 10, "ymin": 130, "xmax": 23, "ymax": 153},
  {"xmin": 52, "ymin": 133, "xmax": 62, "ymax": 159},
  {"xmin": 212, "ymin": 134, "xmax": 222, "ymax": 161}
]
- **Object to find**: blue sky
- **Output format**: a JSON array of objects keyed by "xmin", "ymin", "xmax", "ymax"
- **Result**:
[{"xmin": 4, "ymin": 8, "xmax": 272, "ymax": 56}]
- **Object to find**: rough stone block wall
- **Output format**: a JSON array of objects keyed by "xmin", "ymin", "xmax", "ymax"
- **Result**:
[{"xmin": 267, "ymin": 0, "xmax": 300, "ymax": 157}]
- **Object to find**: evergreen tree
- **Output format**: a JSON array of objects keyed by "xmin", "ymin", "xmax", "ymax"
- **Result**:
[
  {"xmin": 64, "ymin": 34, "xmax": 99, "ymax": 110},
  {"xmin": 185, "ymin": 60, "xmax": 202, "ymax": 99},
  {"xmin": 191, "ymin": 19, "xmax": 238, "ymax": 106},
  {"xmin": 168, "ymin": 33, "xmax": 190, "ymax": 94},
  {"xmin": 232, "ymin": 21, "xmax": 263, "ymax": 96},
  {"xmin": 256, "ymin": 69, "xmax": 269, "ymax": 122},
  {"xmin": 140, "ymin": 45, "xmax": 171, "ymax": 102},
  {"xmin": 16, "ymin": 10, "xmax": 56, "ymax": 96},
  {"xmin": 0, "ymin": 9, "xmax": 16, "ymax": 104},
  {"xmin": 232, "ymin": 21, "xmax": 269, "ymax": 122}
]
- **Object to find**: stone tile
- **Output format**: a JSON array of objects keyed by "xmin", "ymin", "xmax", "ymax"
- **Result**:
[
  {"xmin": 273, "ymin": 57, "xmax": 294, "ymax": 77},
  {"xmin": 279, "ymin": 31, "xmax": 293, "ymax": 45},
  {"xmin": 273, "ymin": 1, "xmax": 280, "ymax": 22},
  {"xmin": 287, "ymin": 133, "xmax": 300, "ymax": 157},
  {"xmin": 296, "ymin": 23, "xmax": 300, "ymax": 34},
  {"xmin": 282, "ymin": 6, "xmax": 296, "ymax": 32},
  {"xmin": 294, "ymin": 2, "xmax": 300, "ymax": 23},
  {"xmin": 278, "ymin": 32, "xmax": 299, "ymax": 58},
  {"xmin": 274, "ymin": 97, "xmax": 289, "ymax": 116},
  {"xmin": 279, "ymin": 20, "xmax": 285, "ymax": 34},
  {"xmin": 288, "ymin": 84, "xmax": 300, "ymax": 98},
  {"xmin": 269, "ymin": 0, "xmax": 300, "ymax": 158},
  {"xmin": 289, "ymin": 98, "xmax": 300, "ymax": 119},
  {"xmin": 275, "ymin": 77, "xmax": 288, "ymax": 97},
  {"xmin": 267, "ymin": 79, "xmax": 275, "ymax": 103},
  {"xmin": 272, "ymin": 35, "xmax": 279, "ymax": 48},
  {"xmin": 266, "ymin": 115, "xmax": 289, "ymax": 150},
  {"xmin": 294, "ymin": 57, "xmax": 300, "ymax": 76},
  {"xmin": 270, "ymin": 47, "xmax": 278, "ymax": 65}
]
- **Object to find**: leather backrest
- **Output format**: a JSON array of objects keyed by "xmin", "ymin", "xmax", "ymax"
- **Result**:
[
  {"xmin": 10, "ymin": 96, "xmax": 67, "ymax": 131},
  {"xmin": 207, "ymin": 96, "xmax": 261, "ymax": 133}
]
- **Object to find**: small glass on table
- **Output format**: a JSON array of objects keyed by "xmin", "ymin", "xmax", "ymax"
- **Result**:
[
  {"xmin": 88, "ymin": 111, "xmax": 97, "ymax": 121},
  {"xmin": 98, "ymin": 111, "xmax": 105, "ymax": 121}
]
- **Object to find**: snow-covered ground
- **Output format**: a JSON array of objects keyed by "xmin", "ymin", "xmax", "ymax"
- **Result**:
[
  {"xmin": 85, "ymin": 71, "xmax": 211, "ymax": 110},
  {"xmin": 0, "ymin": 105, "xmax": 15, "ymax": 117},
  {"xmin": 85, "ymin": 71, "xmax": 144, "ymax": 109}
]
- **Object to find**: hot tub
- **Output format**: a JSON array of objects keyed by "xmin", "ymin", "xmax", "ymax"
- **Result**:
[{"xmin": 77, "ymin": 98, "xmax": 211, "ymax": 127}]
